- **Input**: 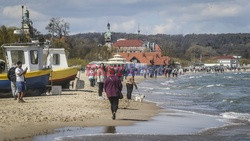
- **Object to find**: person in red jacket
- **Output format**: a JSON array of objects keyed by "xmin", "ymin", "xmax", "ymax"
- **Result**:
[
  {"xmin": 97, "ymin": 65, "xmax": 105, "ymax": 98},
  {"xmin": 104, "ymin": 67, "xmax": 122, "ymax": 120}
]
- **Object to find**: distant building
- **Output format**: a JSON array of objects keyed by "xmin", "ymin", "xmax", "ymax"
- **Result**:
[
  {"xmin": 112, "ymin": 39, "xmax": 169, "ymax": 66},
  {"xmin": 216, "ymin": 55, "xmax": 240, "ymax": 68},
  {"xmin": 104, "ymin": 22, "xmax": 112, "ymax": 48},
  {"xmin": 119, "ymin": 52, "xmax": 170, "ymax": 66},
  {"xmin": 113, "ymin": 39, "xmax": 161, "ymax": 53},
  {"xmin": 22, "ymin": 8, "xmax": 33, "ymax": 37}
]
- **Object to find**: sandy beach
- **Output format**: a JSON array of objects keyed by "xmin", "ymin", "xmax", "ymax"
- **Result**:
[{"xmin": 0, "ymin": 73, "xmax": 160, "ymax": 141}]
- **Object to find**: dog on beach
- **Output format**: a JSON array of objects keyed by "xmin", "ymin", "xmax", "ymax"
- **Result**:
[{"xmin": 134, "ymin": 94, "xmax": 145, "ymax": 102}]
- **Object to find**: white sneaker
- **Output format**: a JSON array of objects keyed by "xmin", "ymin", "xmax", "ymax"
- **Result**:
[{"xmin": 98, "ymin": 96, "xmax": 103, "ymax": 100}]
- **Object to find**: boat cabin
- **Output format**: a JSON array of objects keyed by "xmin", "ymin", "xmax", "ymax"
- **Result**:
[
  {"xmin": 2, "ymin": 43, "xmax": 45, "ymax": 71},
  {"xmin": 43, "ymin": 48, "xmax": 68, "ymax": 69}
]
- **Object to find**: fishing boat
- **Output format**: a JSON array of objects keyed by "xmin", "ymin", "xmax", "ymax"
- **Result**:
[
  {"xmin": 0, "ymin": 43, "xmax": 50, "ymax": 95},
  {"xmin": 43, "ymin": 47, "xmax": 78, "ymax": 88},
  {"xmin": 0, "ymin": 6, "xmax": 78, "ymax": 95}
]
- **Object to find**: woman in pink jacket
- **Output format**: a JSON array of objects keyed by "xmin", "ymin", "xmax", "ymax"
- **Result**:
[{"xmin": 104, "ymin": 67, "xmax": 122, "ymax": 120}]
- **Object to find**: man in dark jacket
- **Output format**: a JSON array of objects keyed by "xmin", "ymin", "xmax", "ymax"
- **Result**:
[
  {"xmin": 7, "ymin": 66, "xmax": 17, "ymax": 99},
  {"xmin": 104, "ymin": 67, "xmax": 122, "ymax": 120}
]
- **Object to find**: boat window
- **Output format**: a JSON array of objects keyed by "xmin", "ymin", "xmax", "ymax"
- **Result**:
[
  {"xmin": 43, "ymin": 54, "xmax": 47, "ymax": 66},
  {"xmin": 53, "ymin": 54, "xmax": 60, "ymax": 65},
  {"xmin": 30, "ymin": 50, "xmax": 38, "ymax": 64},
  {"xmin": 11, "ymin": 50, "xmax": 25, "ymax": 64}
]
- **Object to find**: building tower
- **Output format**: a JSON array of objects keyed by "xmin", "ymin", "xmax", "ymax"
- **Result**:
[
  {"xmin": 104, "ymin": 22, "xmax": 112, "ymax": 48},
  {"xmin": 22, "ymin": 6, "xmax": 33, "ymax": 38},
  {"xmin": 137, "ymin": 24, "xmax": 140, "ymax": 35}
]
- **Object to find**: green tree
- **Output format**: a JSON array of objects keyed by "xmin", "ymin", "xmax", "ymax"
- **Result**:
[
  {"xmin": 0, "ymin": 26, "xmax": 19, "ymax": 59},
  {"xmin": 185, "ymin": 44, "xmax": 217, "ymax": 62}
]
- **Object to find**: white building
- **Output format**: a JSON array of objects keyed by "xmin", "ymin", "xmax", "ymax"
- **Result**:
[{"xmin": 216, "ymin": 56, "xmax": 240, "ymax": 68}]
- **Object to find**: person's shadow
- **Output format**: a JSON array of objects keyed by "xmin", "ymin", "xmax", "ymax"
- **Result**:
[{"xmin": 103, "ymin": 126, "xmax": 116, "ymax": 133}]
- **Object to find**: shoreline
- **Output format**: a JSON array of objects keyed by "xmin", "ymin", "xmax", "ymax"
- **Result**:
[{"xmin": 0, "ymin": 74, "xmax": 160, "ymax": 141}]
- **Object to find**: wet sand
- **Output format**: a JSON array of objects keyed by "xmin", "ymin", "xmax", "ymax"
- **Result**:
[{"xmin": 0, "ymin": 73, "xmax": 159, "ymax": 141}]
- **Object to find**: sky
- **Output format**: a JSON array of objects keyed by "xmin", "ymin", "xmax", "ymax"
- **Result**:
[{"xmin": 0, "ymin": 0, "xmax": 250, "ymax": 35}]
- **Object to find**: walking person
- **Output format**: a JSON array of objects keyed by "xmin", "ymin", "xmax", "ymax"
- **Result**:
[
  {"xmin": 143, "ymin": 68, "xmax": 147, "ymax": 79},
  {"xmin": 88, "ymin": 67, "xmax": 96, "ymax": 87},
  {"xmin": 130, "ymin": 67, "xmax": 135, "ymax": 79},
  {"xmin": 115, "ymin": 64, "xmax": 123, "ymax": 81},
  {"xmin": 97, "ymin": 65, "xmax": 105, "ymax": 99},
  {"xmin": 104, "ymin": 67, "xmax": 122, "ymax": 120},
  {"xmin": 126, "ymin": 76, "xmax": 138, "ymax": 100},
  {"xmin": 123, "ymin": 66, "xmax": 128, "ymax": 80},
  {"xmin": 168, "ymin": 66, "xmax": 172, "ymax": 78},
  {"xmin": 15, "ymin": 61, "xmax": 27, "ymax": 103},
  {"xmin": 7, "ymin": 65, "xmax": 17, "ymax": 100},
  {"xmin": 154, "ymin": 68, "xmax": 158, "ymax": 78}
]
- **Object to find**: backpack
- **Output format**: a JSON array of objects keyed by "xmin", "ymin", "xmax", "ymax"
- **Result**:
[{"xmin": 7, "ymin": 67, "xmax": 16, "ymax": 82}]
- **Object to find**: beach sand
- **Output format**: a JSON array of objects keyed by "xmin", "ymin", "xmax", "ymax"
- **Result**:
[{"xmin": 0, "ymin": 73, "xmax": 159, "ymax": 141}]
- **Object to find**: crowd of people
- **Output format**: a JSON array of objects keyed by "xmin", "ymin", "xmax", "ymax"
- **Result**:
[
  {"xmin": 85, "ymin": 64, "xmax": 182, "ymax": 83},
  {"xmin": 85, "ymin": 63, "xmax": 183, "ymax": 120}
]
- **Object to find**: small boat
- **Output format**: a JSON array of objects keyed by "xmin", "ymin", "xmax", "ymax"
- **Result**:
[
  {"xmin": 43, "ymin": 47, "xmax": 78, "ymax": 88},
  {"xmin": 0, "ymin": 43, "xmax": 50, "ymax": 95}
]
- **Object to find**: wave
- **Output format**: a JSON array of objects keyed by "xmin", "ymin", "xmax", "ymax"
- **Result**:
[
  {"xmin": 206, "ymin": 84, "xmax": 224, "ymax": 88},
  {"xmin": 220, "ymin": 112, "xmax": 250, "ymax": 122},
  {"xmin": 206, "ymin": 84, "xmax": 215, "ymax": 88},
  {"xmin": 139, "ymin": 87, "xmax": 154, "ymax": 90},
  {"xmin": 161, "ymin": 80, "xmax": 174, "ymax": 86},
  {"xmin": 222, "ymin": 99, "xmax": 234, "ymax": 103},
  {"xmin": 224, "ymin": 76, "xmax": 233, "ymax": 79},
  {"xmin": 188, "ymin": 76, "xmax": 203, "ymax": 79},
  {"xmin": 159, "ymin": 87, "xmax": 170, "ymax": 90}
]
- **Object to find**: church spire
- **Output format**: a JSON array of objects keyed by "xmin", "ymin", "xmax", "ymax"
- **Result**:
[
  {"xmin": 104, "ymin": 22, "xmax": 112, "ymax": 48},
  {"xmin": 137, "ymin": 24, "xmax": 140, "ymax": 35},
  {"xmin": 107, "ymin": 22, "xmax": 110, "ymax": 31}
]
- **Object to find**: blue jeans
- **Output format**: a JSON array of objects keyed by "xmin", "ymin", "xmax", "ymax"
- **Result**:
[{"xmin": 16, "ymin": 81, "xmax": 26, "ymax": 93}]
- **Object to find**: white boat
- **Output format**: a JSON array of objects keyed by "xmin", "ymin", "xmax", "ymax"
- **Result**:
[
  {"xmin": 43, "ymin": 47, "xmax": 78, "ymax": 88},
  {"xmin": 0, "ymin": 43, "xmax": 50, "ymax": 95}
]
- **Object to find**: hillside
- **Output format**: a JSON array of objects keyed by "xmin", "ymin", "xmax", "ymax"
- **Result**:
[
  {"xmin": 69, "ymin": 32, "xmax": 250, "ymax": 60},
  {"xmin": 1, "ymin": 25, "xmax": 250, "ymax": 66}
]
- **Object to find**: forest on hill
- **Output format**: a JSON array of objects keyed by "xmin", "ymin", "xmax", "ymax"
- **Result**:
[
  {"xmin": 1, "ymin": 25, "xmax": 250, "ymax": 66},
  {"xmin": 68, "ymin": 32, "xmax": 250, "ymax": 66}
]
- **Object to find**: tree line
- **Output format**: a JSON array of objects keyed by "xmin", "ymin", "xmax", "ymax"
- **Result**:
[{"xmin": 1, "ymin": 24, "xmax": 250, "ymax": 66}]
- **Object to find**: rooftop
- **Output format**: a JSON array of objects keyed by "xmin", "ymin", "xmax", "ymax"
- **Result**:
[
  {"xmin": 119, "ymin": 52, "xmax": 170, "ymax": 65},
  {"xmin": 113, "ymin": 39, "xmax": 144, "ymax": 47}
]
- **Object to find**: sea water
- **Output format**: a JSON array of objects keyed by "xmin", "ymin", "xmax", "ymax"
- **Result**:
[
  {"xmin": 34, "ymin": 72, "xmax": 250, "ymax": 141},
  {"xmin": 142, "ymin": 72, "xmax": 250, "ymax": 122}
]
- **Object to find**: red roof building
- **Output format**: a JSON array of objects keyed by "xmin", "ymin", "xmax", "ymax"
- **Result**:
[
  {"xmin": 113, "ymin": 39, "xmax": 169, "ymax": 66},
  {"xmin": 216, "ymin": 56, "xmax": 236, "ymax": 60},
  {"xmin": 215, "ymin": 55, "xmax": 240, "ymax": 68},
  {"xmin": 119, "ymin": 52, "xmax": 170, "ymax": 66},
  {"xmin": 113, "ymin": 39, "xmax": 144, "ymax": 47},
  {"xmin": 113, "ymin": 39, "xmax": 162, "ymax": 53}
]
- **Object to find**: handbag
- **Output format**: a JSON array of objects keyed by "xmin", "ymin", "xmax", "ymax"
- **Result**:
[
  {"xmin": 118, "ymin": 90, "xmax": 123, "ymax": 99},
  {"xmin": 110, "ymin": 77, "xmax": 123, "ymax": 99}
]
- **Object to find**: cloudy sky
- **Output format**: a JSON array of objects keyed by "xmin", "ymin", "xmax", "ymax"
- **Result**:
[{"xmin": 0, "ymin": 0, "xmax": 250, "ymax": 35}]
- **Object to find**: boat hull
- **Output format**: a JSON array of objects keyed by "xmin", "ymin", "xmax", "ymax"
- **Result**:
[
  {"xmin": 49, "ymin": 67, "xmax": 78, "ymax": 88},
  {"xmin": 0, "ymin": 69, "xmax": 50, "ymax": 95}
]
